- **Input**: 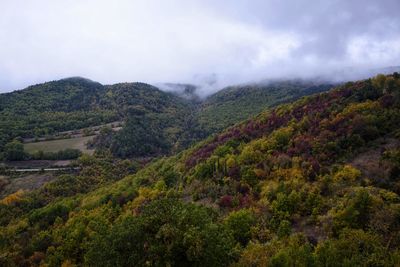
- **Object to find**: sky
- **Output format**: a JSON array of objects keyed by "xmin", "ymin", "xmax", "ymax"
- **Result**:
[{"xmin": 0, "ymin": 0, "xmax": 399, "ymax": 93}]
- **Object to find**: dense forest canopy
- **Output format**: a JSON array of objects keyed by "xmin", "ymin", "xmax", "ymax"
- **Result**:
[
  {"xmin": 0, "ymin": 78, "xmax": 194, "ymax": 159},
  {"xmin": 1, "ymin": 73, "xmax": 400, "ymax": 266},
  {"xmin": 198, "ymin": 80, "xmax": 334, "ymax": 133}
]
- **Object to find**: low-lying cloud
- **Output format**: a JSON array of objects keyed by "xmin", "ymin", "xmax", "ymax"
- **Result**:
[{"xmin": 0, "ymin": 0, "xmax": 399, "ymax": 93}]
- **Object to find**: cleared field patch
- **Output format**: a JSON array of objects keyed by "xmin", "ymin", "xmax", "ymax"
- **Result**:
[{"xmin": 24, "ymin": 136, "xmax": 95, "ymax": 154}]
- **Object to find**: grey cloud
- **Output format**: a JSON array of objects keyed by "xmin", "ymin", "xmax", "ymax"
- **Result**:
[{"xmin": 0, "ymin": 0, "xmax": 399, "ymax": 93}]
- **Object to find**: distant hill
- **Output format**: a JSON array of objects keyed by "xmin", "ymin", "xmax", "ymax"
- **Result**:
[
  {"xmin": 0, "ymin": 78, "xmax": 193, "ymax": 158},
  {"xmin": 198, "ymin": 80, "xmax": 335, "ymax": 133},
  {"xmin": 0, "ymin": 77, "xmax": 335, "ymax": 159}
]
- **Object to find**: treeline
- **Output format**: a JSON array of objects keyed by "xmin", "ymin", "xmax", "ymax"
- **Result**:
[
  {"xmin": 0, "ymin": 140, "xmax": 81, "ymax": 161},
  {"xmin": 29, "ymin": 149, "xmax": 82, "ymax": 160}
]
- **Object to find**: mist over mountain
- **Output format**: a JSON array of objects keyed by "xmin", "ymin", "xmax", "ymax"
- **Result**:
[
  {"xmin": 155, "ymin": 65, "xmax": 400, "ymax": 98},
  {"xmin": 0, "ymin": 0, "xmax": 399, "ymax": 92}
]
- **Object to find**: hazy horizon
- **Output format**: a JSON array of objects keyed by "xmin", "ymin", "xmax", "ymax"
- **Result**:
[{"xmin": 1, "ymin": 0, "xmax": 399, "ymax": 93}]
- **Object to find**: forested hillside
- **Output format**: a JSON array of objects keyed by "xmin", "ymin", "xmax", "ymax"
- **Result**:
[
  {"xmin": 198, "ymin": 80, "xmax": 334, "ymax": 133},
  {"xmin": 1, "ymin": 73, "xmax": 400, "ymax": 266},
  {"xmin": 0, "ymin": 77, "xmax": 334, "ymax": 160},
  {"xmin": 0, "ymin": 78, "xmax": 111, "ymax": 148},
  {"xmin": 0, "ymin": 78, "xmax": 194, "ymax": 158}
]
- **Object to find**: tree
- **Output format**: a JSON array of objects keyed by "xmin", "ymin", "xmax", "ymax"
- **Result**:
[
  {"xmin": 235, "ymin": 235, "xmax": 315, "ymax": 267},
  {"xmin": 372, "ymin": 74, "xmax": 387, "ymax": 90},
  {"xmin": 85, "ymin": 198, "xmax": 236, "ymax": 266},
  {"xmin": 333, "ymin": 165, "xmax": 361, "ymax": 183},
  {"xmin": 333, "ymin": 189, "xmax": 374, "ymax": 232},
  {"xmin": 224, "ymin": 209, "xmax": 256, "ymax": 246},
  {"xmin": 269, "ymin": 235, "xmax": 315, "ymax": 266},
  {"xmin": 384, "ymin": 77, "xmax": 397, "ymax": 93},
  {"xmin": 315, "ymin": 229, "xmax": 386, "ymax": 267},
  {"xmin": 4, "ymin": 140, "xmax": 26, "ymax": 160},
  {"xmin": 111, "ymin": 108, "xmax": 169, "ymax": 158}
]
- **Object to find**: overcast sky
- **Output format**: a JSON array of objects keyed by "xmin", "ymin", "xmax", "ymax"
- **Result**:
[{"xmin": 0, "ymin": 0, "xmax": 399, "ymax": 93}]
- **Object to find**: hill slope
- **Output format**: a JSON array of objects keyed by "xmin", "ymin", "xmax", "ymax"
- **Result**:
[
  {"xmin": 198, "ymin": 80, "xmax": 334, "ymax": 133},
  {"xmin": 1, "ymin": 74, "xmax": 400, "ymax": 266},
  {"xmin": 0, "ymin": 78, "xmax": 194, "ymax": 158},
  {"xmin": 0, "ymin": 78, "xmax": 334, "ymax": 159},
  {"xmin": 0, "ymin": 78, "xmax": 111, "ymax": 146}
]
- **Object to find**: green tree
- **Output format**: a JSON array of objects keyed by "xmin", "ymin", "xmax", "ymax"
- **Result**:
[
  {"xmin": 270, "ymin": 235, "xmax": 315, "ymax": 267},
  {"xmin": 372, "ymin": 74, "xmax": 387, "ymax": 90},
  {"xmin": 4, "ymin": 140, "xmax": 26, "ymax": 160},
  {"xmin": 111, "ymin": 108, "xmax": 169, "ymax": 157},
  {"xmin": 85, "ymin": 198, "xmax": 235, "ymax": 267},
  {"xmin": 333, "ymin": 189, "xmax": 373, "ymax": 232},
  {"xmin": 224, "ymin": 209, "xmax": 256, "ymax": 246},
  {"xmin": 315, "ymin": 229, "xmax": 387, "ymax": 267}
]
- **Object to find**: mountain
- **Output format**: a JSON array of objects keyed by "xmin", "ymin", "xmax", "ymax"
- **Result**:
[
  {"xmin": 0, "ymin": 78, "xmax": 194, "ymax": 158},
  {"xmin": 0, "ymin": 77, "xmax": 335, "ymax": 159},
  {"xmin": 1, "ymin": 73, "xmax": 400, "ymax": 266},
  {"xmin": 198, "ymin": 79, "xmax": 335, "ymax": 134}
]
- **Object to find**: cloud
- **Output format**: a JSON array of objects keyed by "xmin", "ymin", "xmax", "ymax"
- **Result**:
[{"xmin": 0, "ymin": 0, "xmax": 399, "ymax": 93}]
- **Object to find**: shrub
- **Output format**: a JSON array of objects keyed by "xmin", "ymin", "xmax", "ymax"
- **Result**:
[
  {"xmin": 277, "ymin": 220, "xmax": 291, "ymax": 238},
  {"xmin": 333, "ymin": 165, "xmax": 361, "ymax": 183},
  {"xmin": 315, "ymin": 229, "xmax": 386, "ymax": 266},
  {"xmin": 224, "ymin": 209, "xmax": 256, "ymax": 246}
]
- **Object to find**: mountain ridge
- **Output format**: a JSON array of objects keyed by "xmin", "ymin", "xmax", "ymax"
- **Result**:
[{"xmin": 0, "ymin": 77, "xmax": 336, "ymax": 159}]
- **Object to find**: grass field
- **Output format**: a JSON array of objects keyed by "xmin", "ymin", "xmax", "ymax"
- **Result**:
[{"xmin": 24, "ymin": 136, "xmax": 95, "ymax": 154}]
